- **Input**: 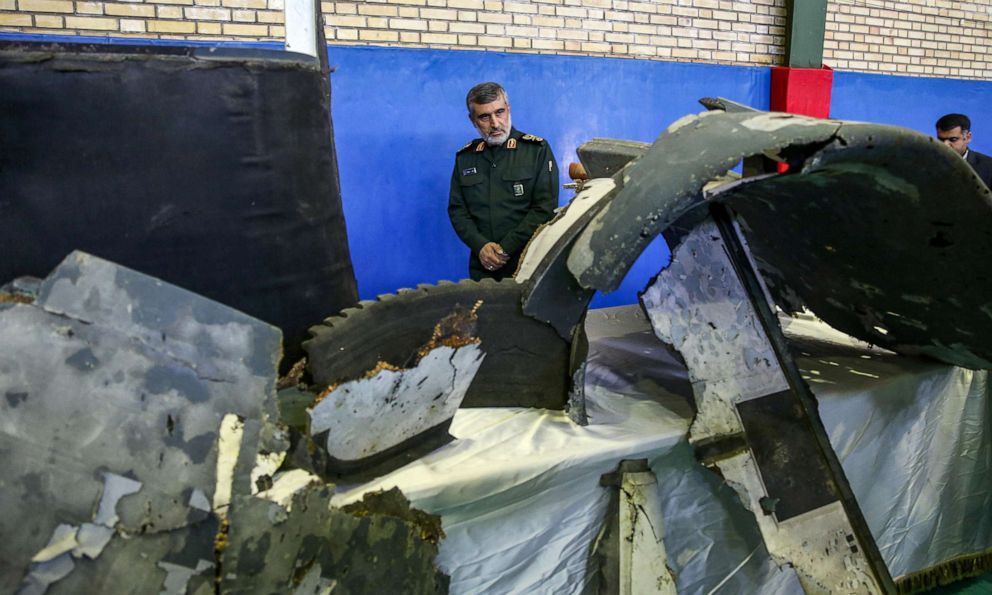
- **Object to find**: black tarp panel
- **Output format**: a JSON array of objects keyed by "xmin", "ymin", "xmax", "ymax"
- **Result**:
[{"xmin": 0, "ymin": 41, "xmax": 358, "ymax": 369}]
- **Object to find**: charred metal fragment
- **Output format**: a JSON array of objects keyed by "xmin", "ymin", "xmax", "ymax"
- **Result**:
[
  {"xmin": 306, "ymin": 303, "xmax": 484, "ymax": 481},
  {"xmin": 0, "ymin": 276, "xmax": 40, "ymax": 308},
  {"xmin": 640, "ymin": 220, "xmax": 893, "ymax": 593},
  {"xmin": 220, "ymin": 486, "xmax": 449, "ymax": 594},
  {"xmin": 583, "ymin": 459, "xmax": 676, "ymax": 595},
  {"xmin": 566, "ymin": 107, "xmax": 992, "ymax": 370},
  {"xmin": 698, "ymin": 96, "xmax": 761, "ymax": 114},
  {"xmin": 567, "ymin": 110, "xmax": 842, "ymax": 293},
  {"xmin": 575, "ymin": 138, "xmax": 651, "ymax": 179},
  {"xmin": 517, "ymin": 178, "xmax": 617, "ymax": 339},
  {"xmin": 714, "ymin": 124, "xmax": 992, "ymax": 369},
  {"xmin": 566, "ymin": 318, "xmax": 590, "ymax": 426},
  {"xmin": 0, "ymin": 251, "xmax": 281, "ymax": 594},
  {"xmin": 305, "ymin": 279, "xmax": 569, "ymax": 409}
]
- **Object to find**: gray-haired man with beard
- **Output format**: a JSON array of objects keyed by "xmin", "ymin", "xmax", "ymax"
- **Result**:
[{"xmin": 448, "ymin": 82, "xmax": 559, "ymax": 281}]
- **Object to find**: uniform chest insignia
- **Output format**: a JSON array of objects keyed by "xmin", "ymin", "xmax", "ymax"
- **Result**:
[
  {"xmin": 462, "ymin": 167, "xmax": 477, "ymax": 176},
  {"xmin": 475, "ymin": 141, "xmax": 486, "ymax": 152},
  {"xmin": 506, "ymin": 138, "xmax": 517, "ymax": 149},
  {"xmin": 521, "ymin": 134, "xmax": 544, "ymax": 143},
  {"xmin": 513, "ymin": 182, "xmax": 524, "ymax": 196}
]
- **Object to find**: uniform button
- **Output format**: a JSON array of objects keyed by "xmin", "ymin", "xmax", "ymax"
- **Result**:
[{"xmin": 492, "ymin": 163, "xmax": 497, "ymax": 168}]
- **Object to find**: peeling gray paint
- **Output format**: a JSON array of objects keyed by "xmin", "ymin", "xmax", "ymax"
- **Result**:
[
  {"xmin": 640, "ymin": 219, "xmax": 887, "ymax": 593},
  {"xmin": 220, "ymin": 487, "xmax": 449, "ymax": 594},
  {"xmin": 0, "ymin": 251, "xmax": 280, "ymax": 594}
]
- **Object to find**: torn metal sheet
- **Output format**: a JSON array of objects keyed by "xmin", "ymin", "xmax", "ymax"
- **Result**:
[
  {"xmin": 583, "ymin": 459, "xmax": 676, "ymax": 595},
  {"xmin": 307, "ymin": 303, "xmax": 484, "ymax": 480},
  {"xmin": 716, "ymin": 124, "xmax": 992, "ymax": 370},
  {"xmin": 640, "ymin": 220, "xmax": 891, "ymax": 593},
  {"xmin": 305, "ymin": 279, "xmax": 569, "ymax": 410},
  {"xmin": 517, "ymin": 177, "xmax": 616, "ymax": 340},
  {"xmin": 698, "ymin": 96, "xmax": 761, "ymax": 114},
  {"xmin": 0, "ymin": 251, "xmax": 281, "ymax": 593},
  {"xmin": 566, "ymin": 110, "xmax": 843, "ymax": 293},
  {"xmin": 0, "ymin": 276, "xmax": 40, "ymax": 309},
  {"xmin": 220, "ymin": 486, "xmax": 448, "ymax": 594},
  {"xmin": 575, "ymin": 138, "xmax": 652, "ymax": 180},
  {"xmin": 565, "ymin": 106, "xmax": 992, "ymax": 370}
]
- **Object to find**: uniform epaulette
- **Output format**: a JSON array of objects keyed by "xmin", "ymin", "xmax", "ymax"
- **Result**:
[
  {"xmin": 457, "ymin": 141, "xmax": 476, "ymax": 154},
  {"xmin": 520, "ymin": 133, "xmax": 545, "ymax": 143}
]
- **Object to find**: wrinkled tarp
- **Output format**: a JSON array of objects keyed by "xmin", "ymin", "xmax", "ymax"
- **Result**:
[{"xmin": 332, "ymin": 305, "xmax": 991, "ymax": 594}]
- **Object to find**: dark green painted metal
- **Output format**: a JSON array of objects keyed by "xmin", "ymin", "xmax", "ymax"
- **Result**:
[{"xmin": 785, "ymin": 0, "xmax": 828, "ymax": 68}]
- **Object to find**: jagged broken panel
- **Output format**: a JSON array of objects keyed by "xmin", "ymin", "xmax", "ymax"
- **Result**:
[
  {"xmin": 309, "ymin": 343, "xmax": 483, "ymax": 473},
  {"xmin": 565, "ymin": 108, "xmax": 992, "ymax": 370},
  {"xmin": 221, "ymin": 487, "xmax": 449, "ymax": 594},
  {"xmin": 0, "ymin": 251, "xmax": 281, "ymax": 593},
  {"xmin": 305, "ymin": 279, "xmax": 569, "ymax": 409},
  {"xmin": 517, "ymin": 177, "xmax": 617, "ymax": 340},
  {"xmin": 305, "ymin": 303, "xmax": 486, "ymax": 480},
  {"xmin": 567, "ymin": 110, "xmax": 842, "ymax": 293},
  {"xmin": 641, "ymin": 220, "xmax": 888, "ymax": 592},
  {"xmin": 583, "ymin": 459, "xmax": 676, "ymax": 595},
  {"xmin": 717, "ymin": 124, "xmax": 992, "ymax": 369}
]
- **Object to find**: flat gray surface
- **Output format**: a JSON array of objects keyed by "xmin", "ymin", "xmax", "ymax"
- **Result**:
[{"xmin": 0, "ymin": 251, "xmax": 281, "ymax": 593}]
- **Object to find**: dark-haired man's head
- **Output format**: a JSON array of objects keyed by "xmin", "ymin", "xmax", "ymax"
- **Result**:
[{"xmin": 936, "ymin": 113, "xmax": 973, "ymax": 157}]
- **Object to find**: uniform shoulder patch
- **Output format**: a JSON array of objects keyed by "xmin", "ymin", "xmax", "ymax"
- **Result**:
[
  {"xmin": 457, "ymin": 141, "xmax": 476, "ymax": 154},
  {"xmin": 520, "ymin": 133, "xmax": 545, "ymax": 143}
]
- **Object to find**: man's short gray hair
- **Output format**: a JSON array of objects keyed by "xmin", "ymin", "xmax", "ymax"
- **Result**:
[{"xmin": 466, "ymin": 82, "xmax": 508, "ymax": 111}]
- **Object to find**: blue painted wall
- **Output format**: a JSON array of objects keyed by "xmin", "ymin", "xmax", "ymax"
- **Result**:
[
  {"xmin": 327, "ymin": 46, "xmax": 770, "ymax": 306},
  {"xmin": 831, "ymin": 70, "xmax": 992, "ymax": 154},
  {"xmin": 6, "ymin": 33, "xmax": 992, "ymax": 308}
]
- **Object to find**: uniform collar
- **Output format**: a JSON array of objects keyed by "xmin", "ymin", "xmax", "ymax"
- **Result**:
[{"xmin": 473, "ymin": 128, "xmax": 522, "ymax": 153}]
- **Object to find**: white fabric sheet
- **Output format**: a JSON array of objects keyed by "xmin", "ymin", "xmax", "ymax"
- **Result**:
[{"xmin": 332, "ymin": 306, "xmax": 992, "ymax": 594}]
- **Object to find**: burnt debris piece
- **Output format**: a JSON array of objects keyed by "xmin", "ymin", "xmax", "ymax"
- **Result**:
[
  {"xmin": 221, "ymin": 487, "xmax": 449, "ymax": 594},
  {"xmin": 640, "ymin": 219, "xmax": 891, "ymax": 592},
  {"xmin": 306, "ymin": 302, "xmax": 485, "ymax": 481},
  {"xmin": 1, "ymin": 251, "xmax": 448, "ymax": 594},
  {"xmin": 305, "ymin": 278, "xmax": 569, "ymax": 410},
  {"xmin": 565, "ymin": 106, "xmax": 992, "ymax": 370},
  {"xmin": 583, "ymin": 459, "xmax": 676, "ymax": 595},
  {"xmin": 0, "ymin": 250, "xmax": 281, "ymax": 594},
  {"xmin": 575, "ymin": 138, "xmax": 652, "ymax": 180}
]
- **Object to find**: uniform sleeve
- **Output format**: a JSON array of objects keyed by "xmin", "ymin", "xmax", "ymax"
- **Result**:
[
  {"xmin": 498, "ymin": 142, "xmax": 559, "ymax": 255},
  {"xmin": 448, "ymin": 159, "xmax": 490, "ymax": 255}
]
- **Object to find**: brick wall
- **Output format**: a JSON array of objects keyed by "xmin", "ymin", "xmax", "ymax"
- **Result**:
[
  {"xmin": 0, "ymin": 0, "xmax": 284, "ymax": 39},
  {"xmin": 322, "ymin": 0, "xmax": 787, "ymax": 65},
  {"xmin": 2, "ymin": 0, "xmax": 992, "ymax": 80},
  {"xmin": 1, "ymin": 0, "xmax": 786, "ymax": 64},
  {"xmin": 824, "ymin": 0, "xmax": 992, "ymax": 79}
]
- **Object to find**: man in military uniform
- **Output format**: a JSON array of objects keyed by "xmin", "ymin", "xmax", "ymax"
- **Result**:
[
  {"xmin": 448, "ymin": 82, "xmax": 559, "ymax": 280},
  {"xmin": 936, "ymin": 113, "xmax": 992, "ymax": 189}
]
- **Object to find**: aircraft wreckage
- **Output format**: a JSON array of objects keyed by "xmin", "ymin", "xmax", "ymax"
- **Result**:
[{"xmin": 3, "ymin": 99, "xmax": 991, "ymax": 593}]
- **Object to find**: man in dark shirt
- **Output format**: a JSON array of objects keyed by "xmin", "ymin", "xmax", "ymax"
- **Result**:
[
  {"xmin": 448, "ymin": 82, "xmax": 559, "ymax": 280},
  {"xmin": 936, "ymin": 113, "xmax": 992, "ymax": 189}
]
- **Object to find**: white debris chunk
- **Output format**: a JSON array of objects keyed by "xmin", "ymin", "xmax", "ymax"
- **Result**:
[
  {"xmin": 309, "ymin": 343, "xmax": 484, "ymax": 462},
  {"xmin": 94, "ymin": 472, "xmax": 143, "ymax": 527},
  {"xmin": 214, "ymin": 413, "xmax": 245, "ymax": 517}
]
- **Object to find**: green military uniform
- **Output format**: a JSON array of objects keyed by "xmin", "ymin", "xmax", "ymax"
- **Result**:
[{"xmin": 448, "ymin": 128, "xmax": 560, "ymax": 281}]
